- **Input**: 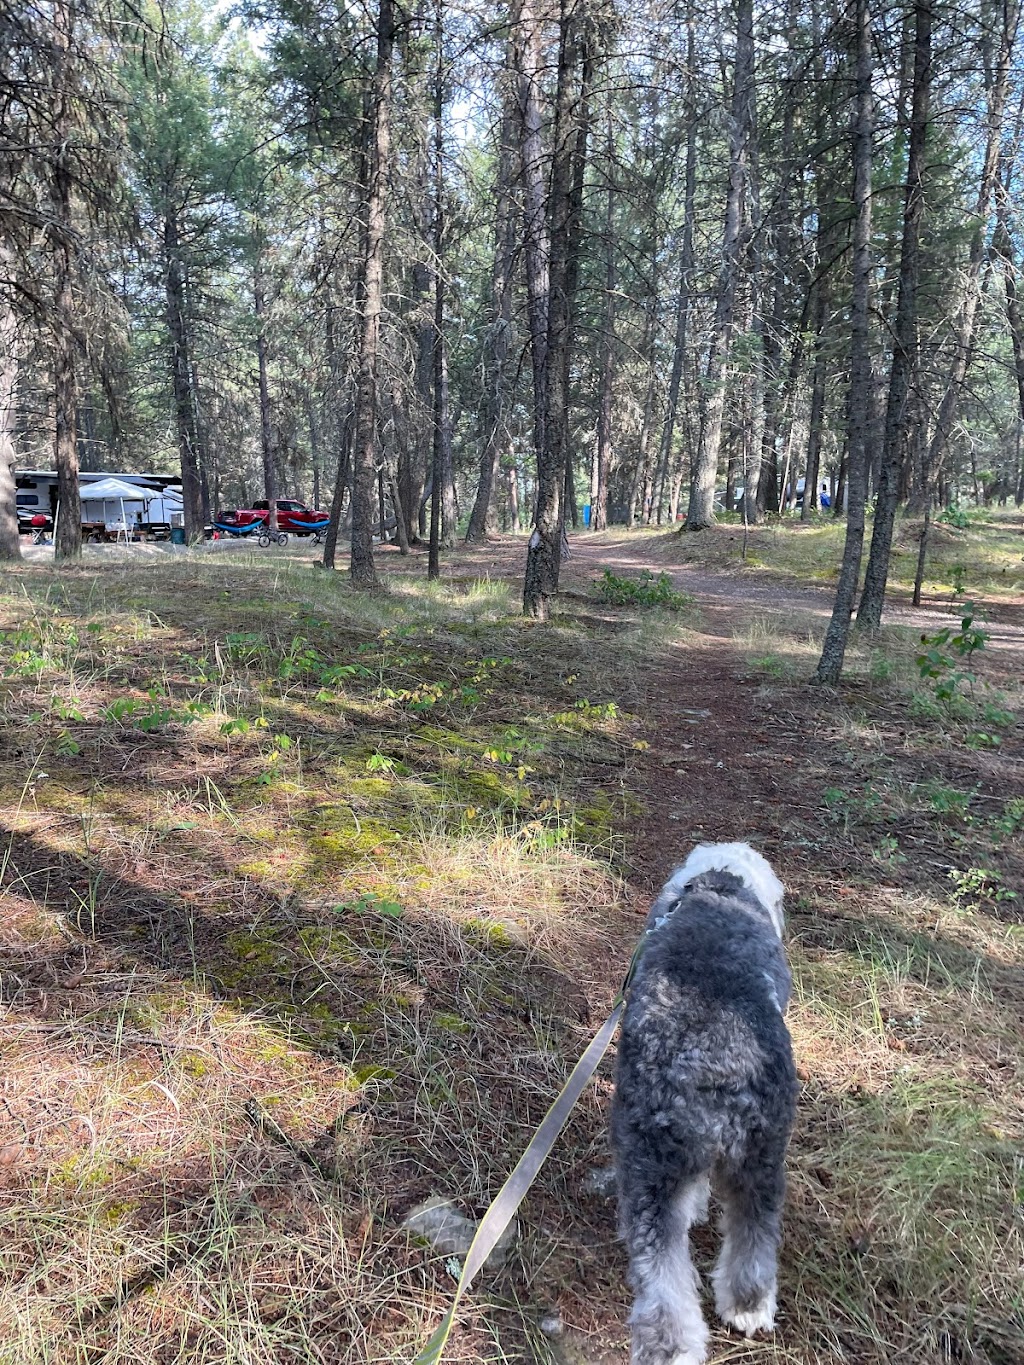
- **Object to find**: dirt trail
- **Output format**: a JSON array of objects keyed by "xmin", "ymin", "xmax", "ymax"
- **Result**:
[
  {"xmin": 440, "ymin": 526, "xmax": 1024, "ymax": 654},
  {"xmin": 432, "ymin": 531, "xmax": 862, "ymax": 891}
]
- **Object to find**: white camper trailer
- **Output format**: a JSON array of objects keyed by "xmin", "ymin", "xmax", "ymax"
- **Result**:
[{"xmin": 14, "ymin": 470, "xmax": 184, "ymax": 540}]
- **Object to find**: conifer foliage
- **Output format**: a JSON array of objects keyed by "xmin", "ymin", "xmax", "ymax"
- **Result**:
[{"xmin": 2, "ymin": 0, "xmax": 1023, "ymax": 656}]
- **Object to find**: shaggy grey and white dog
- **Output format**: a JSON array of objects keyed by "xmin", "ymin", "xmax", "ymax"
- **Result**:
[{"xmin": 611, "ymin": 843, "xmax": 798, "ymax": 1365}]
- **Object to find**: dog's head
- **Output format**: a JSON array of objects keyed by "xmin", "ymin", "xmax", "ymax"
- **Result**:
[{"xmin": 661, "ymin": 842, "xmax": 785, "ymax": 937}]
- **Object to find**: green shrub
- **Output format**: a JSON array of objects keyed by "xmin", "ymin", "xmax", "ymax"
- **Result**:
[{"xmin": 594, "ymin": 568, "xmax": 692, "ymax": 610}]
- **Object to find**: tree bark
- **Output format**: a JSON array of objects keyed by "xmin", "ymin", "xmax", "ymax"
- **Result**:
[
  {"xmin": 917, "ymin": 0, "xmax": 1017, "ymax": 494},
  {"xmin": 350, "ymin": 0, "xmax": 394, "ymax": 589},
  {"xmin": 50, "ymin": 0, "xmax": 81, "ymax": 563},
  {"xmin": 685, "ymin": 0, "xmax": 754, "ymax": 530},
  {"xmin": 593, "ymin": 121, "xmax": 616, "ymax": 533},
  {"xmin": 0, "ymin": 250, "xmax": 22, "ymax": 562},
  {"xmin": 857, "ymin": 0, "xmax": 932, "ymax": 629},
  {"xmin": 512, "ymin": 0, "xmax": 550, "ymax": 486},
  {"xmin": 523, "ymin": 0, "xmax": 592, "ymax": 616},
  {"xmin": 753, "ymin": 0, "xmax": 796, "ymax": 522},
  {"xmin": 802, "ymin": 276, "xmax": 830, "ymax": 521},
  {"xmin": 655, "ymin": 22, "xmax": 697, "ymax": 525},
  {"xmin": 164, "ymin": 210, "xmax": 204, "ymax": 542},
  {"xmin": 656, "ymin": 14, "xmax": 698, "ymax": 527},
  {"xmin": 993, "ymin": 100, "xmax": 1024, "ymax": 508},
  {"xmin": 466, "ymin": 105, "xmax": 516, "ymax": 542},
  {"xmin": 430, "ymin": 0, "xmax": 455, "ymax": 572},
  {"xmin": 322, "ymin": 403, "xmax": 353, "ymax": 571},
  {"xmin": 253, "ymin": 251, "xmax": 278, "ymax": 534},
  {"xmin": 815, "ymin": 0, "xmax": 874, "ymax": 686}
]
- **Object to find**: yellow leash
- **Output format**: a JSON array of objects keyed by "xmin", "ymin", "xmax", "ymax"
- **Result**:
[
  {"xmin": 411, "ymin": 997, "xmax": 625, "ymax": 1364},
  {"xmin": 409, "ymin": 919, "xmax": 667, "ymax": 1365}
]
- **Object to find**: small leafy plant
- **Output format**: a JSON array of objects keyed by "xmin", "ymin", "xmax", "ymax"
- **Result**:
[
  {"xmin": 994, "ymin": 798, "xmax": 1024, "ymax": 840},
  {"xmin": 948, "ymin": 866, "xmax": 1017, "ymax": 907},
  {"xmin": 594, "ymin": 568, "xmax": 692, "ymax": 610},
  {"xmin": 823, "ymin": 783, "xmax": 883, "ymax": 832},
  {"xmin": 915, "ymin": 604, "xmax": 988, "ymax": 705},
  {"xmin": 917, "ymin": 781, "xmax": 975, "ymax": 822},
  {"xmin": 333, "ymin": 892, "xmax": 403, "ymax": 919}
]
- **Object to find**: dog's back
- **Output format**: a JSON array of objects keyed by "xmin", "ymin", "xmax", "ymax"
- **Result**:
[
  {"xmin": 612, "ymin": 854, "xmax": 798, "ymax": 1365},
  {"xmin": 615, "ymin": 870, "xmax": 795, "ymax": 1166}
]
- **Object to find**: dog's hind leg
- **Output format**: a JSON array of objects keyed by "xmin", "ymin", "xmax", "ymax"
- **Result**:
[
  {"xmin": 710, "ymin": 1134, "xmax": 786, "ymax": 1338},
  {"xmin": 621, "ymin": 1173, "xmax": 710, "ymax": 1365}
]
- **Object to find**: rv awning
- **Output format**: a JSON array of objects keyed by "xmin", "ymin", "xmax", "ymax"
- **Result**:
[{"xmin": 79, "ymin": 477, "xmax": 152, "ymax": 501}]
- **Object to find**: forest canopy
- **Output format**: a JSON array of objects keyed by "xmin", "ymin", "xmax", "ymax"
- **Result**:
[{"xmin": 2, "ymin": 0, "xmax": 1023, "ymax": 631}]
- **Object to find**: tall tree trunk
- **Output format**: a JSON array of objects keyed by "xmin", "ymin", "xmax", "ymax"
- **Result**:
[
  {"xmin": 466, "ymin": 106, "xmax": 516, "ymax": 541},
  {"xmin": 857, "ymin": 0, "xmax": 931, "ymax": 629},
  {"xmin": 685, "ymin": 0, "xmax": 754, "ymax": 531},
  {"xmin": 558, "ymin": 29, "xmax": 592, "ymax": 535},
  {"xmin": 322, "ymin": 404, "xmax": 354, "ymax": 570},
  {"xmin": 993, "ymin": 93, "xmax": 1024, "ymax": 503},
  {"xmin": 997, "ymin": 213, "xmax": 1024, "ymax": 464},
  {"xmin": 306, "ymin": 391, "xmax": 322, "ymax": 510},
  {"xmin": 802, "ymin": 275, "xmax": 830, "ymax": 521},
  {"xmin": 50, "ymin": 0, "xmax": 81, "ymax": 563},
  {"xmin": 512, "ymin": 0, "xmax": 550, "ymax": 486},
  {"xmin": 593, "ymin": 121, "xmax": 616, "ymax": 533},
  {"xmin": 0, "ymin": 253, "xmax": 22, "ymax": 562},
  {"xmin": 387, "ymin": 460, "xmax": 410, "ymax": 553},
  {"xmin": 815, "ymin": 0, "xmax": 874, "ymax": 685},
  {"xmin": 253, "ymin": 253, "xmax": 278, "ymax": 534},
  {"xmin": 321, "ymin": 276, "xmax": 351, "ymax": 567},
  {"xmin": 917, "ymin": 0, "xmax": 1017, "ymax": 495},
  {"xmin": 190, "ymin": 361, "xmax": 211, "ymax": 523},
  {"xmin": 165, "ymin": 211, "xmax": 204, "ymax": 542},
  {"xmin": 656, "ymin": 18, "xmax": 697, "ymax": 524},
  {"xmin": 410, "ymin": 250, "xmax": 433, "ymax": 541},
  {"xmin": 523, "ymin": 0, "xmax": 592, "ymax": 616},
  {"xmin": 350, "ymin": 0, "xmax": 394, "ymax": 588},
  {"xmin": 741, "ymin": 66, "xmax": 766, "ymax": 527},
  {"xmin": 430, "ymin": 0, "xmax": 455, "ymax": 569},
  {"xmin": 753, "ymin": 0, "xmax": 796, "ymax": 521}
]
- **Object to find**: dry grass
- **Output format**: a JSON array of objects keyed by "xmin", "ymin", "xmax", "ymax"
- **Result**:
[
  {"xmin": 2, "ymin": 542, "xmax": 1023, "ymax": 1365},
  {"xmin": 652, "ymin": 506, "xmax": 1024, "ymax": 601},
  {"xmin": 0, "ymin": 555, "xmax": 644, "ymax": 1364}
]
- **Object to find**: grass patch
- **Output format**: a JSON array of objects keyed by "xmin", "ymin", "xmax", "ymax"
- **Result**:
[
  {"xmin": 659, "ymin": 507, "xmax": 1024, "ymax": 600},
  {"xmin": 0, "ymin": 554, "xmax": 644, "ymax": 1363},
  {"xmin": 2, "ymin": 541, "xmax": 1023, "ymax": 1364}
]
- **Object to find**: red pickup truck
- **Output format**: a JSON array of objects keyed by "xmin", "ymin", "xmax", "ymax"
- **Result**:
[{"xmin": 215, "ymin": 499, "xmax": 331, "ymax": 540}]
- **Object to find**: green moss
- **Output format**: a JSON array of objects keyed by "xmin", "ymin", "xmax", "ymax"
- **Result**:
[
  {"xmin": 51, "ymin": 1153, "xmax": 114, "ymax": 1189},
  {"xmin": 255, "ymin": 1039, "xmax": 295, "ymax": 1064},
  {"xmin": 235, "ymin": 857, "xmax": 274, "ymax": 879},
  {"xmin": 462, "ymin": 917, "xmax": 517, "ymax": 949},
  {"xmin": 352, "ymin": 1063, "xmax": 396, "ymax": 1085},
  {"xmin": 432, "ymin": 1011, "xmax": 470, "ymax": 1033},
  {"xmin": 218, "ymin": 928, "xmax": 296, "ymax": 988},
  {"xmin": 309, "ymin": 820, "xmax": 399, "ymax": 871},
  {"xmin": 101, "ymin": 1199, "xmax": 139, "ymax": 1226},
  {"xmin": 345, "ymin": 777, "xmax": 392, "ymax": 801},
  {"xmin": 296, "ymin": 925, "xmax": 360, "ymax": 962}
]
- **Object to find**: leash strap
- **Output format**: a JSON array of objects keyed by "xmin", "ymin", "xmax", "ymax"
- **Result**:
[{"xmin": 411, "ymin": 996, "xmax": 626, "ymax": 1365}]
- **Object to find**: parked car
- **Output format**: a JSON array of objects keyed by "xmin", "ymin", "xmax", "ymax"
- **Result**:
[{"xmin": 216, "ymin": 498, "xmax": 330, "ymax": 536}]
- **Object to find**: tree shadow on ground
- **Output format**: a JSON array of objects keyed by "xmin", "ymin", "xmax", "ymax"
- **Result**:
[{"xmin": 790, "ymin": 900, "xmax": 1024, "ymax": 1026}]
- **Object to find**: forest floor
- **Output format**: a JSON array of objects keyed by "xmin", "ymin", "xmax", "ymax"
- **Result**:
[{"xmin": 1, "ymin": 511, "xmax": 1023, "ymax": 1365}]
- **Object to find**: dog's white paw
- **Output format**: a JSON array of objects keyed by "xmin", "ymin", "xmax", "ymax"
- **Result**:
[
  {"xmin": 716, "ymin": 1289, "xmax": 776, "ymax": 1338},
  {"xmin": 630, "ymin": 1340, "xmax": 707, "ymax": 1365}
]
